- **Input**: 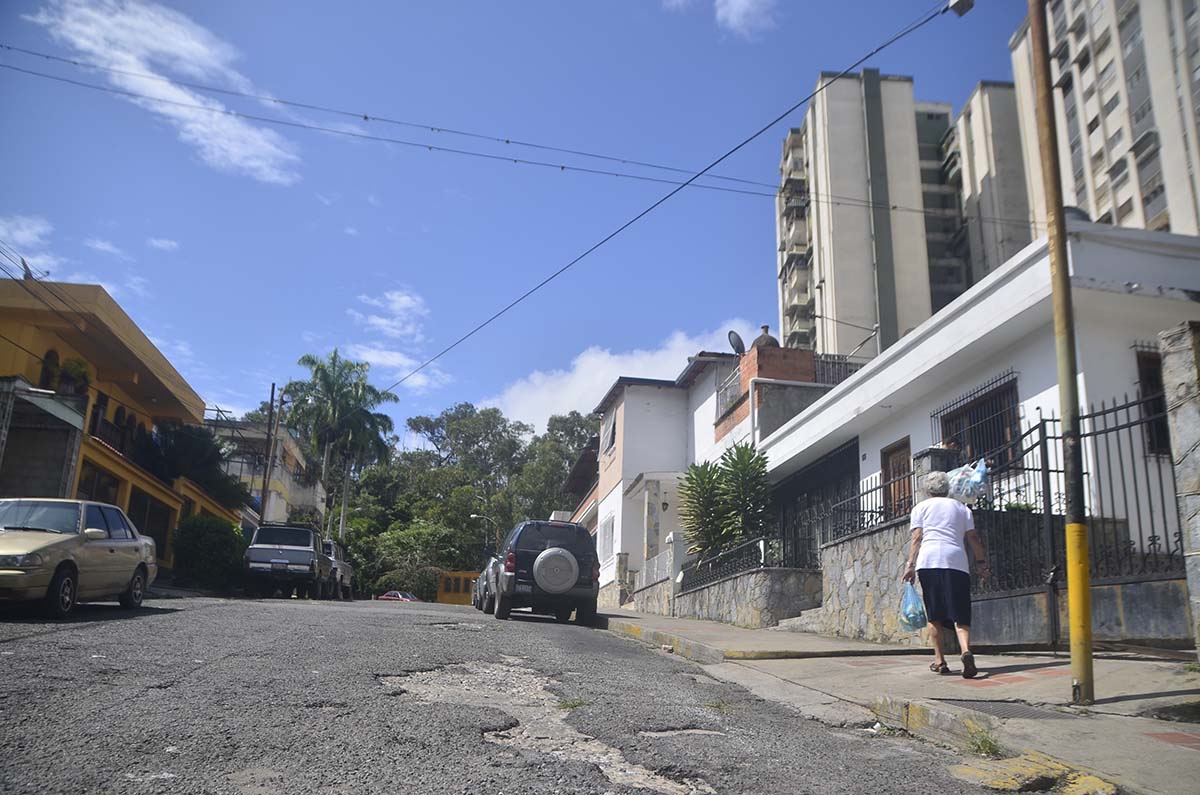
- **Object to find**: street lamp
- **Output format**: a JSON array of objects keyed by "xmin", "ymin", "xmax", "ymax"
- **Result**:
[{"xmin": 470, "ymin": 514, "xmax": 500, "ymax": 554}]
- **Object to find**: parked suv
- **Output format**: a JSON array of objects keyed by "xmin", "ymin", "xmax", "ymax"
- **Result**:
[
  {"xmin": 244, "ymin": 523, "xmax": 333, "ymax": 599},
  {"xmin": 491, "ymin": 520, "xmax": 598, "ymax": 625},
  {"xmin": 322, "ymin": 539, "xmax": 355, "ymax": 600}
]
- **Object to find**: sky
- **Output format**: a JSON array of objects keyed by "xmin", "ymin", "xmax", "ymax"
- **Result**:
[{"xmin": 0, "ymin": 0, "xmax": 1026, "ymax": 440}]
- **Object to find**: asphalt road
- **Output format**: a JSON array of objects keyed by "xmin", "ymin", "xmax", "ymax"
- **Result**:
[{"xmin": 0, "ymin": 596, "xmax": 989, "ymax": 794}]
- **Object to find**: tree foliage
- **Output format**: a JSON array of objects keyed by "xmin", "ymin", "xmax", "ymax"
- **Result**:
[{"xmin": 172, "ymin": 514, "xmax": 247, "ymax": 591}]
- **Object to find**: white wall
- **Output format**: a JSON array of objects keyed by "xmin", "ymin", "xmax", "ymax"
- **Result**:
[{"xmin": 620, "ymin": 385, "xmax": 689, "ymax": 480}]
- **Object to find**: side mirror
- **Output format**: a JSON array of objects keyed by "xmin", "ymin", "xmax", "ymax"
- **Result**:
[{"xmin": 84, "ymin": 528, "xmax": 107, "ymax": 541}]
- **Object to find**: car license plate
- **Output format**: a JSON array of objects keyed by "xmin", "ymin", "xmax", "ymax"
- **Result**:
[
  {"xmin": 515, "ymin": 584, "xmax": 533, "ymax": 594},
  {"xmin": 271, "ymin": 561, "xmax": 288, "ymax": 571}
]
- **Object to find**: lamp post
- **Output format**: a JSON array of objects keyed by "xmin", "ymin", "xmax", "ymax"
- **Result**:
[{"xmin": 470, "ymin": 513, "xmax": 499, "ymax": 554}]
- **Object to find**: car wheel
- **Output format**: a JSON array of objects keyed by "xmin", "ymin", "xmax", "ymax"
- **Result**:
[
  {"xmin": 119, "ymin": 566, "xmax": 146, "ymax": 609},
  {"xmin": 483, "ymin": 591, "xmax": 495, "ymax": 615},
  {"xmin": 575, "ymin": 600, "xmax": 598, "ymax": 627},
  {"xmin": 554, "ymin": 605, "xmax": 573, "ymax": 623},
  {"xmin": 43, "ymin": 565, "xmax": 76, "ymax": 619},
  {"xmin": 494, "ymin": 590, "xmax": 511, "ymax": 620}
]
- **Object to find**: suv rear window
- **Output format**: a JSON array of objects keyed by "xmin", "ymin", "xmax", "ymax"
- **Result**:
[
  {"xmin": 516, "ymin": 523, "xmax": 594, "ymax": 555},
  {"xmin": 254, "ymin": 527, "xmax": 312, "ymax": 547}
]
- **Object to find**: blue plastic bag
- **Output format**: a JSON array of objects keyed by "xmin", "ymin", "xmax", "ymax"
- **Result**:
[
  {"xmin": 899, "ymin": 582, "xmax": 927, "ymax": 632},
  {"xmin": 948, "ymin": 458, "xmax": 988, "ymax": 503}
]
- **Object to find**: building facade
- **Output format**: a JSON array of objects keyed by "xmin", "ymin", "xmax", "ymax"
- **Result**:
[
  {"xmin": 776, "ymin": 69, "xmax": 972, "ymax": 355},
  {"xmin": 1010, "ymin": 0, "xmax": 1200, "ymax": 233},
  {"xmin": 944, "ymin": 82, "xmax": 1035, "ymax": 283},
  {"xmin": 208, "ymin": 419, "xmax": 326, "ymax": 526},
  {"xmin": 0, "ymin": 280, "xmax": 240, "ymax": 569}
]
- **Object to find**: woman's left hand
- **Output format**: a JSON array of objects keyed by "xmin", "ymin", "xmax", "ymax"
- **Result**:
[{"xmin": 976, "ymin": 561, "xmax": 990, "ymax": 583}]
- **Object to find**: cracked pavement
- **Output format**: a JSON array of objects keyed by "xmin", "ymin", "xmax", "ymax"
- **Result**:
[{"xmin": 0, "ymin": 598, "xmax": 991, "ymax": 794}]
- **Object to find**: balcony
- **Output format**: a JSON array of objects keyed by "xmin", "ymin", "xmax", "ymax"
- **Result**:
[
  {"xmin": 783, "ymin": 245, "xmax": 809, "ymax": 268},
  {"xmin": 782, "ymin": 196, "xmax": 810, "ymax": 218},
  {"xmin": 812, "ymin": 354, "xmax": 871, "ymax": 386},
  {"xmin": 782, "ymin": 173, "xmax": 807, "ymax": 195}
]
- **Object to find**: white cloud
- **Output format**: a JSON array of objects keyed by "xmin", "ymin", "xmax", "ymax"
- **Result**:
[
  {"xmin": 146, "ymin": 237, "xmax": 178, "ymax": 250},
  {"xmin": 124, "ymin": 273, "xmax": 150, "ymax": 297},
  {"xmin": 345, "ymin": 343, "xmax": 450, "ymax": 393},
  {"xmin": 84, "ymin": 237, "xmax": 128, "ymax": 258},
  {"xmin": 29, "ymin": 0, "xmax": 300, "ymax": 185},
  {"xmin": 0, "ymin": 214, "xmax": 54, "ymax": 249},
  {"xmin": 366, "ymin": 194, "xmax": 380, "ymax": 207},
  {"xmin": 149, "ymin": 334, "xmax": 193, "ymax": 362},
  {"xmin": 348, "ymin": 289, "xmax": 428, "ymax": 342},
  {"xmin": 344, "ymin": 226, "xmax": 359, "ymax": 236},
  {"xmin": 714, "ymin": 0, "xmax": 776, "ymax": 36},
  {"xmin": 484, "ymin": 319, "xmax": 757, "ymax": 431}
]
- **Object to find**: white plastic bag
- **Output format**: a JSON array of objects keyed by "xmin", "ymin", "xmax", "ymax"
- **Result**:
[{"xmin": 947, "ymin": 458, "xmax": 988, "ymax": 503}]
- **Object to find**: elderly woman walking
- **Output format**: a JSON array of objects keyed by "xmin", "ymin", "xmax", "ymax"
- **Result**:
[{"xmin": 902, "ymin": 471, "xmax": 989, "ymax": 678}]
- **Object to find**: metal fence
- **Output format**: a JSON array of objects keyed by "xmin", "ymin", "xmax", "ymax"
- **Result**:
[{"xmin": 679, "ymin": 536, "xmax": 776, "ymax": 593}]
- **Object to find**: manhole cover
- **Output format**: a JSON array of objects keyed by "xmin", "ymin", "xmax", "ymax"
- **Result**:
[{"xmin": 936, "ymin": 699, "xmax": 1074, "ymax": 720}]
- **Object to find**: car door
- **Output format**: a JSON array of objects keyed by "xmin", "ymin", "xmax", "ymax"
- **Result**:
[
  {"xmin": 101, "ymin": 506, "xmax": 141, "ymax": 596},
  {"xmin": 76, "ymin": 503, "xmax": 117, "ymax": 597}
]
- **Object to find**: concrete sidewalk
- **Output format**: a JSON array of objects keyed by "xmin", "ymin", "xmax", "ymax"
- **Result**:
[{"xmin": 604, "ymin": 610, "xmax": 1200, "ymax": 794}]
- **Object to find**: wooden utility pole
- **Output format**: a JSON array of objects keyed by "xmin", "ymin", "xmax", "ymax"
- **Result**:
[
  {"xmin": 260, "ymin": 383, "xmax": 278, "ymax": 523},
  {"xmin": 1027, "ymin": 0, "xmax": 1093, "ymax": 704}
]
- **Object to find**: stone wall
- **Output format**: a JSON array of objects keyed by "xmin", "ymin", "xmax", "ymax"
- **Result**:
[
  {"xmin": 674, "ymin": 568, "xmax": 821, "ymax": 628},
  {"xmin": 631, "ymin": 578, "xmax": 672, "ymax": 616}
]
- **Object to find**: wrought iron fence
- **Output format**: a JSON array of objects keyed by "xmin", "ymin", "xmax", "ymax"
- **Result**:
[
  {"xmin": 812, "ymin": 354, "xmax": 871, "ymax": 387},
  {"xmin": 807, "ymin": 470, "xmax": 917, "ymax": 547},
  {"xmin": 716, "ymin": 365, "xmax": 743, "ymax": 418},
  {"xmin": 679, "ymin": 536, "xmax": 776, "ymax": 593}
]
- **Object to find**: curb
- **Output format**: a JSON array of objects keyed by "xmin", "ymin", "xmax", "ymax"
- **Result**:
[
  {"xmin": 871, "ymin": 695, "xmax": 1118, "ymax": 794},
  {"xmin": 604, "ymin": 617, "xmax": 925, "ymax": 663}
]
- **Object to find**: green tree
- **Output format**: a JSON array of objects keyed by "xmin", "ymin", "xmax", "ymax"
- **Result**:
[
  {"xmin": 135, "ymin": 423, "xmax": 252, "ymax": 510},
  {"xmin": 718, "ymin": 443, "xmax": 771, "ymax": 540},
  {"xmin": 679, "ymin": 460, "xmax": 728, "ymax": 558}
]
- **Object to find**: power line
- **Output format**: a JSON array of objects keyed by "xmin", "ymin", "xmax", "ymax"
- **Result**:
[
  {"xmin": 0, "ymin": 41, "xmax": 778, "ymax": 191},
  {"xmin": 354, "ymin": 1, "xmax": 955, "ymax": 405},
  {"xmin": 0, "ymin": 61, "xmax": 1041, "ymax": 232}
]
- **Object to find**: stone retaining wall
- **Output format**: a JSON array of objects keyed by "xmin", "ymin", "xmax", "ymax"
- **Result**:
[
  {"xmin": 631, "ymin": 578, "xmax": 672, "ymax": 616},
  {"xmin": 674, "ymin": 568, "xmax": 821, "ymax": 628}
]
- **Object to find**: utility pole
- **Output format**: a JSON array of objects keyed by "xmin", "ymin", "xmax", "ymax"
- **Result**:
[
  {"xmin": 1028, "ymin": 0, "xmax": 1093, "ymax": 704},
  {"xmin": 260, "ymin": 383, "xmax": 276, "ymax": 523}
]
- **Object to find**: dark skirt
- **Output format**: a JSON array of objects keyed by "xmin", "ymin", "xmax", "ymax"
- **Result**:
[{"xmin": 917, "ymin": 568, "xmax": 972, "ymax": 630}]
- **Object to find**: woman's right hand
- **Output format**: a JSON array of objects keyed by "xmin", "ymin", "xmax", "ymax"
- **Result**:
[{"xmin": 902, "ymin": 565, "xmax": 916, "ymax": 583}]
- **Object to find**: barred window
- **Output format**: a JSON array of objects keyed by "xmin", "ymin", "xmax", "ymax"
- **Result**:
[{"xmin": 933, "ymin": 374, "xmax": 1021, "ymax": 467}]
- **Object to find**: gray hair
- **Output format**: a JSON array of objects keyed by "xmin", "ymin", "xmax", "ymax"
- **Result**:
[{"xmin": 925, "ymin": 471, "xmax": 950, "ymax": 497}]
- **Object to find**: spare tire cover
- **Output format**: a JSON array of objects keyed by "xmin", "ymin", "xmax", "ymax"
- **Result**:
[{"xmin": 532, "ymin": 547, "xmax": 579, "ymax": 594}]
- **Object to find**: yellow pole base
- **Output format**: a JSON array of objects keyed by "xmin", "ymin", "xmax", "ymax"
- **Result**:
[{"xmin": 1065, "ymin": 521, "xmax": 1094, "ymax": 704}]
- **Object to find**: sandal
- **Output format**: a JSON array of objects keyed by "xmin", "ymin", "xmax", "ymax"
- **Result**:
[
  {"xmin": 930, "ymin": 661, "xmax": 950, "ymax": 675},
  {"xmin": 961, "ymin": 652, "xmax": 978, "ymax": 679}
]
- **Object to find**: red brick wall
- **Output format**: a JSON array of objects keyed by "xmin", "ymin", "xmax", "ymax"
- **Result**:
[{"xmin": 714, "ymin": 346, "xmax": 816, "ymax": 444}]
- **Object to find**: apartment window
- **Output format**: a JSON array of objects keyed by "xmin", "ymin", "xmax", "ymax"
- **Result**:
[
  {"xmin": 1108, "ymin": 127, "xmax": 1125, "ymax": 150},
  {"xmin": 1097, "ymin": 60, "xmax": 1117, "ymax": 91},
  {"xmin": 1102, "ymin": 93, "xmax": 1121, "ymax": 116},
  {"xmin": 601, "ymin": 411, "xmax": 616, "ymax": 453},
  {"xmin": 1087, "ymin": 115, "xmax": 1101, "ymax": 134},
  {"xmin": 934, "ymin": 374, "xmax": 1021, "ymax": 467},
  {"xmin": 1136, "ymin": 350, "xmax": 1170, "ymax": 455},
  {"xmin": 881, "ymin": 438, "xmax": 913, "ymax": 520},
  {"xmin": 76, "ymin": 460, "xmax": 119, "ymax": 504},
  {"xmin": 1117, "ymin": 197, "xmax": 1135, "ymax": 221}
]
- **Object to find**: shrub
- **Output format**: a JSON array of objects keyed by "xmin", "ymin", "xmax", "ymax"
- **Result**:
[
  {"xmin": 172, "ymin": 514, "xmax": 247, "ymax": 591},
  {"xmin": 718, "ymin": 443, "xmax": 771, "ymax": 541},
  {"xmin": 679, "ymin": 461, "xmax": 728, "ymax": 558}
]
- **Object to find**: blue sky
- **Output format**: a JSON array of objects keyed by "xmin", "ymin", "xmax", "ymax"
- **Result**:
[{"xmin": 0, "ymin": 0, "xmax": 1025, "ymax": 439}]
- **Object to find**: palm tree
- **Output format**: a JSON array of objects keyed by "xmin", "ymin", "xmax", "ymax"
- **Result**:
[{"xmin": 285, "ymin": 349, "xmax": 398, "ymax": 534}]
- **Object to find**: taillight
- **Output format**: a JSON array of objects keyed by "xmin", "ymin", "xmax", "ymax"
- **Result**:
[{"xmin": 504, "ymin": 552, "xmax": 516, "ymax": 573}]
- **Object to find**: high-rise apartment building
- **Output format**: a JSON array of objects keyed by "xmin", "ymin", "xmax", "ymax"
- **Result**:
[
  {"xmin": 776, "ymin": 69, "xmax": 970, "ymax": 355},
  {"xmin": 943, "ymin": 82, "xmax": 1034, "ymax": 282},
  {"xmin": 1010, "ymin": 0, "xmax": 1200, "ymax": 233}
]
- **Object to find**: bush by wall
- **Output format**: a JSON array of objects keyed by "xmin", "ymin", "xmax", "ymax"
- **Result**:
[{"xmin": 172, "ymin": 514, "xmax": 247, "ymax": 591}]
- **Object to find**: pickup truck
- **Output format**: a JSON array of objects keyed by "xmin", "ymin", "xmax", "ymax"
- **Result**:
[
  {"xmin": 322, "ymin": 539, "xmax": 355, "ymax": 600},
  {"xmin": 244, "ymin": 523, "xmax": 334, "ymax": 599}
]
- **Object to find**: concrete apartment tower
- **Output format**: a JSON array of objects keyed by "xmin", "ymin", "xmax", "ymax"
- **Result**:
[
  {"xmin": 943, "ymin": 82, "xmax": 1034, "ymax": 282},
  {"xmin": 775, "ymin": 69, "xmax": 970, "ymax": 355},
  {"xmin": 1010, "ymin": 0, "xmax": 1200, "ymax": 233}
]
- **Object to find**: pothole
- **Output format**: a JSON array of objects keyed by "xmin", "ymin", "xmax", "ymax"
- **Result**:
[{"xmin": 381, "ymin": 659, "xmax": 716, "ymax": 794}]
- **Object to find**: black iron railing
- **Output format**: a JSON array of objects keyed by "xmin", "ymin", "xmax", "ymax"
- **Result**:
[
  {"xmin": 812, "ymin": 354, "xmax": 870, "ymax": 387},
  {"xmin": 679, "ymin": 536, "xmax": 776, "ymax": 593}
]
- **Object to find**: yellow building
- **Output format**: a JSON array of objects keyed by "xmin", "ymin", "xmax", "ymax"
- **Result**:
[
  {"xmin": 0, "ymin": 279, "xmax": 239, "ymax": 568},
  {"xmin": 436, "ymin": 570, "xmax": 477, "ymax": 605}
]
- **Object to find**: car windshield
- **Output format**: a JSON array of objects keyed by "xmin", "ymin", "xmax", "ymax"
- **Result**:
[
  {"xmin": 322, "ymin": 541, "xmax": 333, "ymax": 555},
  {"xmin": 254, "ymin": 527, "xmax": 312, "ymax": 547},
  {"xmin": 0, "ymin": 500, "xmax": 80, "ymax": 534},
  {"xmin": 516, "ymin": 523, "xmax": 592, "ymax": 554}
]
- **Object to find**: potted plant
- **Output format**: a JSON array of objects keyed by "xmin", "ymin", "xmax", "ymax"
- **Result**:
[{"xmin": 57, "ymin": 357, "xmax": 91, "ymax": 396}]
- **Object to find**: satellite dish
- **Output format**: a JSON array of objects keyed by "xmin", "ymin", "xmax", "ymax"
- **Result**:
[{"xmin": 728, "ymin": 330, "xmax": 746, "ymax": 356}]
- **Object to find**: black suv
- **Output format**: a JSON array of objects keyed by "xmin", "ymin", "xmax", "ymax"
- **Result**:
[{"xmin": 491, "ymin": 520, "xmax": 598, "ymax": 625}]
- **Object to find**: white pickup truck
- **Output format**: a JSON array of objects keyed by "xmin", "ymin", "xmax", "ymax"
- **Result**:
[{"xmin": 322, "ymin": 539, "xmax": 355, "ymax": 600}]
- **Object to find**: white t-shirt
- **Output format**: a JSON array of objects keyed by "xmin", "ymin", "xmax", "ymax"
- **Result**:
[{"xmin": 910, "ymin": 497, "xmax": 974, "ymax": 573}]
